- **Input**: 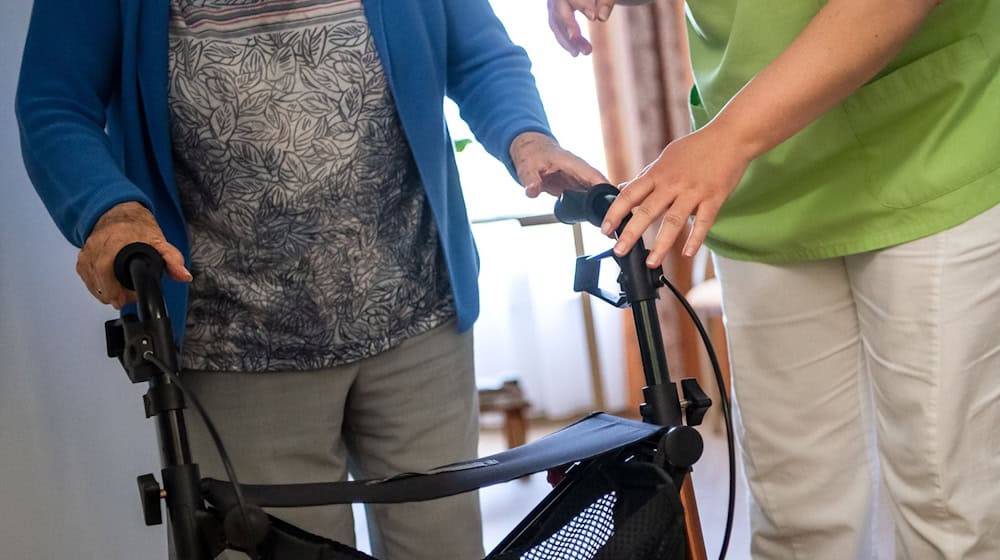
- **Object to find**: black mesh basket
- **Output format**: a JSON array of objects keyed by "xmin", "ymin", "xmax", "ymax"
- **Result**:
[
  {"xmin": 486, "ymin": 453, "xmax": 687, "ymax": 560},
  {"xmin": 205, "ymin": 415, "xmax": 687, "ymax": 560}
]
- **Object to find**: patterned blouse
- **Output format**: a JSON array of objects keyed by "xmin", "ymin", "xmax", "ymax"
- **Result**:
[{"xmin": 167, "ymin": 0, "xmax": 455, "ymax": 372}]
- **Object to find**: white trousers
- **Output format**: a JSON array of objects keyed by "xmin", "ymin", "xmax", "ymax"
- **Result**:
[{"xmin": 714, "ymin": 203, "xmax": 1000, "ymax": 560}]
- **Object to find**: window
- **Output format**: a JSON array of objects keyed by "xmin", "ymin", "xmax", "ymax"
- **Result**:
[
  {"xmin": 447, "ymin": 1, "xmax": 607, "ymax": 222},
  {"xmin": 448, "ymin": 2, "xmax": 626, "ymax": 419}
]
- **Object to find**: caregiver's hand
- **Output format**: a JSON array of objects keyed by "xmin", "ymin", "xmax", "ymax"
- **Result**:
[
  {"xmin": 601, "ymin": 122, "xmax": 751, "ymax": 267},
  {"xmin": 547, "ymin": 0, "xmax": 615, "ymax": 56}
]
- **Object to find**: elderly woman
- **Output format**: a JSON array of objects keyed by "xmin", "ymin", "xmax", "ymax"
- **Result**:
[
  {"xmin": 550, "ymin": 1, "xmax": 1000, "ymax": 559},
  {"xmin": 16, "ymin": 1, "xmax": 605, "ymax": 558}
]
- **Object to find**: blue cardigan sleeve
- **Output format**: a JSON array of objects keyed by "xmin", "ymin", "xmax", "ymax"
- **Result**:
[
  {"xmin": 15, "ymin": 0, "xmax": 151, "ymax": 248},
  {"xmin": 442, "ymin": 0, "xmax": 553, "ymax": 180}
]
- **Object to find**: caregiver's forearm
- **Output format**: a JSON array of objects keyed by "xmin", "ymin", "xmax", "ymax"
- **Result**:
[{"xmin": 708, "ymin": 0, "xmax": 941, "ymax": 161}]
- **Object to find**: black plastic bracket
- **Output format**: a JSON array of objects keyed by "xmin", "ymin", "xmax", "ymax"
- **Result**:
[
  {"xmin": 106, "ymin": 319, "xmax": 126, "ymax": 359},
  {"xmin": 574, "ymin": 249, "xmax": 628, "ymax": 308},
  {"xmin": 640, "ymin": 383, "xmax": 683, "ymax": 427},
  {"xmin": 144, "ymin": 383, "xmax": 187, "ymax": 419},
  {"xmin": 106, "ymin": 316, "xmax": 161, "ymax": 383}
]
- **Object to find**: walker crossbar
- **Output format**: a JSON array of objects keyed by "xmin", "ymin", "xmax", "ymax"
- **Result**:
[{"xmin": 202, "ymin": 413, "xmax": 666, "ymax": 510}]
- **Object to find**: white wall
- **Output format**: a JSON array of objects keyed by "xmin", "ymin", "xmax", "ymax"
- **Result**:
[{"xmin": 0, "ymin": 2, "xmax": 169, "ymax": 558}]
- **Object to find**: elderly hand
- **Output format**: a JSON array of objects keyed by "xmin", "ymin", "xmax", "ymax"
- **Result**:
[
  {"xmin": 601, "ymin": 123, "xmax": 752, "ymax": 267},
  {"xmin": 547, "ymin": 0, "xmax": 618, "ymax": 56},
  {"xmin": 510, "ymin": 132, "xmax": 607, "ymax": 198},
  {"xmin": 77, "ymin": 201, "xmax": 191, "ymax": 309}
]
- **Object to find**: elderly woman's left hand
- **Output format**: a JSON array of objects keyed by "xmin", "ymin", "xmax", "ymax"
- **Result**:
[{"xmin": 509, "ymin": 131, "xmax": 607, "ymax": 198}]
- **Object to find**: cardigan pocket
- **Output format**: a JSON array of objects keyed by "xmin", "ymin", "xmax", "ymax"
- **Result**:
[{"xmin": 842, "ymin": 34, "xmax": 1000, "ymax": 209}]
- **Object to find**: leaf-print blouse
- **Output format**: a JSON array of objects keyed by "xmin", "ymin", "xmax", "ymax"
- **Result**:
[{"xmin": 167, "ymin": 0, "xmax": 455, "ymax": 372}]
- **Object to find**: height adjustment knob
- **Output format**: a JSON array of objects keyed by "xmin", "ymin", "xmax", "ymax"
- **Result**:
[
  {"xmin": 680, "ymin": 378, "xmax": 712, "ymax": 427},
  {"xmin": 138, "ymin": 473, "xmax": 163, "ymax": 526}
]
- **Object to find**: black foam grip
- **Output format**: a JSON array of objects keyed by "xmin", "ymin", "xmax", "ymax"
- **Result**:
[
  {"xmin": 113, "ymin": 242, "xmax": 165, "ymax": 291},
  {"xmin": 554, "ymin": 190, "xmax": 590, "ymax": 225},
  {"xmin": 554, "ymin": 183, "xmax": 620, "ymax": 227}
]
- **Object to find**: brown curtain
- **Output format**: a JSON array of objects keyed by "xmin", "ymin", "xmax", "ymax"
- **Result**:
[{"xmin": 587, "ymin": 0, "xmax": 697, "ymax": 410}]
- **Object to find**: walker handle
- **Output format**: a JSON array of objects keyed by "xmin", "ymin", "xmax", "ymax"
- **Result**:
[{"xmin": 553, "ymin": 183, "xmax": 619, "ymax": 228}]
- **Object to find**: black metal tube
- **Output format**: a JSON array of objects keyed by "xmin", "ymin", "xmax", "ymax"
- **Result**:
[
  {"xmin": 130, "ymin": 257, "xmax": 193, "ymax": 466},
  {"xmin": 164, "ymin": 464, "xmax": 210, "ymax": 560},
  {"xmin": 631, "ymin": 299, "xmax": 670, "ymax": 388},
  {"xmin": 614, "ymin": 241, "xmax": 660, "ymax": 305},
  {"xmin": 131, "ymin": 258, "xmax": 177, "ymax": 373},
  {"xmin": 127, "ymin": 256, "xmax": 209, "ymax": 559},
  {"xmin": 155, "ymin": 397, "xmax": 193, "ymax": 466},
  {"xmin": 612, "ymin": 237, "xmax": 683, "ymax": 427},
  {"xmin": 613, "ymin": 237, "xmax": 670, "ymax": 387}
]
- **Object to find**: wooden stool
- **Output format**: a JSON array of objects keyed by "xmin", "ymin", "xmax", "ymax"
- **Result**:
[{"xmin": 478, "ymin": 379, "xmax": 530, "ymax": 449}]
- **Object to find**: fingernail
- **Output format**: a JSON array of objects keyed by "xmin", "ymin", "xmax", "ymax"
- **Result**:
[
  {"xmin": 601, "ymin": 222, "xmax": 612, "ymax": 236},
  {"xmin": 683, "ymin": 244, "xmax": 695, "ymax": 257},
  {"xmin": 585, "ymin": 9, "xmax": 596, "ymax": 20},
  {"xmin": 614, "ymin": 242, "xmax": 625, "ymax": 255},
  {"xmin": 598, "ymin": 6, "xmax": 611, "ymax": 21},
  {"xmin": 184, "ymin": 269, "xmax": 194, "ymax": 281}
]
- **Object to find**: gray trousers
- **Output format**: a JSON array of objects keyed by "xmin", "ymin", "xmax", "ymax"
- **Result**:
[{"xmin": 176, "ymin": 319, "xmax": 484, "ymax": 560}]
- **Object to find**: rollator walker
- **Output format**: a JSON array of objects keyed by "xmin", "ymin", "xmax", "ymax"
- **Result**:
[{"xmin": 105, "ymin": 184, "xmax": 735, "ymax": 560}]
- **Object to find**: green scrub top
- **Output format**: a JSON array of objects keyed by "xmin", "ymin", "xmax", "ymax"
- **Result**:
[{"xmin": 687, "ymin": 0, "xmax": 1000, "ymax": 263}]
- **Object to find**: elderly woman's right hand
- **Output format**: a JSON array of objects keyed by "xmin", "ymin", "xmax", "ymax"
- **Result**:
[
  {"xmin": 547, "ymin": 0, "xmax": 619, "ymax": 56},
  {"xmin": 77, "ymin": 202, "xmax": 191, "ymax": 309}
]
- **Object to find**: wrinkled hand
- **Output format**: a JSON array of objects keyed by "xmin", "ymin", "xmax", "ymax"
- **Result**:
[
  {"xmin": 510, "ymin": 132, "xmax": 607, "ymax": 198},
  {"xmin": 547, "ymin": 0, "xmax": 617, "ymax": 56},
  {"xmin": 601, "ymin": 125, "xmax": 752, "ymax": 267},
  {"xmin": 77, "ymin": 201, "xmax": 191, "ymax": 309}
]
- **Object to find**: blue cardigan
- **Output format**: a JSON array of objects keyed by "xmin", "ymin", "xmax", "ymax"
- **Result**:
[{"xmin": 16, "ymin": 0, "xmax": 551, "ymax": 344}]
